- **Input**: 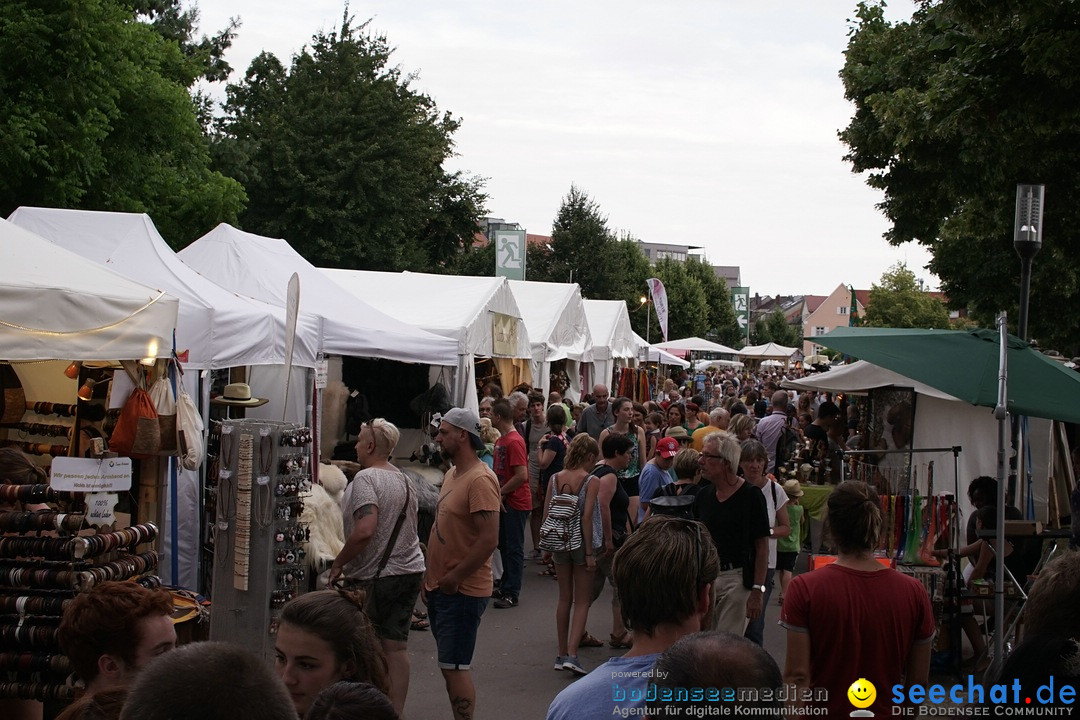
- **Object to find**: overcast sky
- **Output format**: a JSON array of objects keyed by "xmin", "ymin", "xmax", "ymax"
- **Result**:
[{"xmin": 195, "ymin": 0, "xmax": 935, "ymax": 298}]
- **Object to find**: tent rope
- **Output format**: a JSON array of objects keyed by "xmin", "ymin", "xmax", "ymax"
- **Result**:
[{"xmin": 0, "ymin": 291, "xmax": 167, "ymax": 336}]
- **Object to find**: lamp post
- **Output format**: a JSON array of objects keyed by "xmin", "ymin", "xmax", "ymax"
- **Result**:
[
  {"xmin": 639, "ymin": 295, "xmax": 651, "ymax": 345},
  {"xmin": 1014, "ymin": 184, "xmax": 1044, "ymax": 341}
]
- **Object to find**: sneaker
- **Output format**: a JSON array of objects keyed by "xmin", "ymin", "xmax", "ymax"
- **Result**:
[
  {"xmin": 562, "ymin": 655, "xmax": 587, "ymax": 675},
  {"xmin": 493, "ymin": 594, "xmax": 518, "ymax": 609},
  {"xmin": 553, "ymin": 655, "xmax": 566, "ymax": 670}
]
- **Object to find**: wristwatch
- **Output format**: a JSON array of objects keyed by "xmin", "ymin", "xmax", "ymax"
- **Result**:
[{"xmin": 751, "ymin": 584, "xmax": 766, "ymax": 593}]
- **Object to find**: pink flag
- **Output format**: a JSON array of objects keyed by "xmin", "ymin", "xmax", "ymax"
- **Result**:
[{"xmin": 647, "ymin": 277, "xmax": 669, "ymax": 342}]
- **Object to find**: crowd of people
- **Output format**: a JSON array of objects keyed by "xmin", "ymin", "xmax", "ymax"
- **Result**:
[{"xmin": 31, "ymin": 363, "xmax": 1080, "ymax": 719}]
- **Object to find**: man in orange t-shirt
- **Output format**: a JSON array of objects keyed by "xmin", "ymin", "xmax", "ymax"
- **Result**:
[{"xmin": 424, "ymin": 407, "xmax": 501, "ymax": 720}]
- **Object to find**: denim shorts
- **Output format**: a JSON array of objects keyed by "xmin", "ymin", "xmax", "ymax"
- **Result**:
[{"xmin": 427, "ymin": 589, "xmax": 488, "ymax": 670}]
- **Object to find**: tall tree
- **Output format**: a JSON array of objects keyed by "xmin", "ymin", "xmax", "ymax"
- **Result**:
[
  {"xmin": 840, "ymin": 0, "xmax": 1080, "ymax": 352},
  {"xmin": 682, "ymin": 257, "xmax": 740, "ymax": 344},
  {"xmin": 541, "ymin": 186, "xmax": 651, "ymax": 313},
  {"xmin": 214, "ymin": 14, "xmax": 486, "ymax": 271},
  {"xmin": 862, "ymin": 263, "xmax": 951, "ymax": 329},
  {"xmin": 0, "ymin": 0, "xmax": 245, "ymax": 245},
  {"xmin": 752, "ymin": 309, "xmax": 801, "ymax": 348},
  {"xmin": 649, "ymin": 258, "xmax": 708, "ymax": 342}
]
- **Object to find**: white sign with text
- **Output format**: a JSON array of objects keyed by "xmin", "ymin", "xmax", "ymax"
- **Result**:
[{"xmin": 51, "ymin": 457, "xmax": 133, "ymax": 492}]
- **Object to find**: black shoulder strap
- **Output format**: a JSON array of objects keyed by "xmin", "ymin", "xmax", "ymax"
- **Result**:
[{"xmin": 374, "ymin": 471, "xmax": 411, "ymax": 581}]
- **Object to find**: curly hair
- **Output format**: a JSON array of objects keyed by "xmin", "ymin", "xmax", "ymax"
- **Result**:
[{"xmin": 564, "ymin": 432, "xmax": 599, "ymax": 470}]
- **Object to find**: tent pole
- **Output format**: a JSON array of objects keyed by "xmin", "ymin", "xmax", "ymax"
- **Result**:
[{"xmin": 993, "ymin": 312, "xmax": 1009, "ymax": 668}]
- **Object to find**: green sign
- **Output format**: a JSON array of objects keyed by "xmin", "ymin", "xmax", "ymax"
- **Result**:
[
  {"xmin": 494, "ymin": 230, "xmax": 526, "ymax": 280},
  {"xmin": 732, "ymin": 286, "xmax": 750, "ymax": 344}
]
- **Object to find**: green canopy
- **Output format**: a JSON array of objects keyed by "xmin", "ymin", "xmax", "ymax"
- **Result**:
[{"xmin": 817, "ymin": 327, "xmax": 1080, "ymax": 424}]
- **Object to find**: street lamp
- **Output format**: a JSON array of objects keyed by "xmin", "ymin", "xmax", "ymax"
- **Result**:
[
  {"xmin": 1014, "ymin": 184, "xmax": 1044, "ymax": 342},
  {"xmin": 639, "ymin": 295, "xmax": 651, "ymax": 344}
]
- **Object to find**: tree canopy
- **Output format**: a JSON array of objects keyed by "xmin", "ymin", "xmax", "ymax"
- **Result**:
[
  {"xmin": 840, "ymin": 0, "xmax": 1080, "ymax": 352},
  {"xmin": 0, "ymin": 0, "xmax": 245, "ymax": 245},
  {"xmin": 863, "ymin": 263, "xmax": 951, "ymax": 329},
  {"xmin": 213, "ymin": 14, "xmax": 486, "ymax": 271},
  {"xmin": 752, "ymin": 309, "xmax": 802, "ymax": 348}
]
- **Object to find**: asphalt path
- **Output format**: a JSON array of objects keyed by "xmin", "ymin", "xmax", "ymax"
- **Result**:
[{"xmin": 401, "ymin": 555, "xmax": 789, "ymax": 720}]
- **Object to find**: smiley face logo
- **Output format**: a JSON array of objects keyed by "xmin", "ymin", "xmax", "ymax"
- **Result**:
[{"xmin": 847, "ymin": 678, "xmax": 876, "ymax": 711}]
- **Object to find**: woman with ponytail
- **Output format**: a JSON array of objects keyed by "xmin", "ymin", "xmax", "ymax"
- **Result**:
[{"xmin": 779, "ymin": 481, "xmax": 934, "ymax": 717}]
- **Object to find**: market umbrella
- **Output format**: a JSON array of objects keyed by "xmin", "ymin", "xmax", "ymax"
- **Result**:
[{"xmin": 817, "ymin": 327, "xmax": 1080, "ymax": 424}]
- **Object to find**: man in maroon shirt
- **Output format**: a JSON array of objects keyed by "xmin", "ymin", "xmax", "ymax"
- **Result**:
[{"xmin": 491, "ymin": 398, "xmax": 530, "ymax": 608}]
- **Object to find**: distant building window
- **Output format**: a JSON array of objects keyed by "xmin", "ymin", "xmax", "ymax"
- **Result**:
[
  {"xmin": 838, "ymin": 306, "xmax": 848, "ymax": 315},
  {"xmin": 813, "ymin": 326, "xmax": 827, "ymax": 336}
]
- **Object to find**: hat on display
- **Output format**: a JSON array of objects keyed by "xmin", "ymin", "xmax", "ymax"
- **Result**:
[
  {"xmin": 439, "ymin": 407, "xmax": 485, "ymax": 451},
  {"xmin": 211, "ymin": 383, "xmax": 268, "ymax": 407},
  {"xmin": 782, "ymin": 479, "xmax": 804, "ymax": 498},
  {"xmin": 655, "ymin": 437, "xmax": 679, "ymax": 458}
]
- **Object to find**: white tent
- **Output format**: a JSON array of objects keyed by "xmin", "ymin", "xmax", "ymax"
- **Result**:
[
  {"xmin": 0, "ymin": 219, "xmax": 179, "ymax": 361},
  {"xmin": 507, "ymin": 280, "xmax": 592, "ymax": 401},
  {"xmin": 653, "ymin": 336, "xmax": 740, "ymax": 357},
  {"xmin": 8, "ymin": 208, "xmax": 317, "ymax": 370},
  {"xmin": 632, "ymin": 333, "xmax": 690, "ymax": 369},
  {"xmin": 737, "ymin": 341, "xmax": 798, "ymax": 360},
  {"xmin": 782, "ymin": 360, "xmax": 1053, "ymax": 526},
  {"xmin": 322, "ymin": 269, "xmax": 531, "ymax": 410},
  {"xmin": 179, "ymin": 224, "xmax": 458, "ymax": 366},
  {"xmin": 582, "ymin": 299, "xmax": 640, "ymax": 390}
]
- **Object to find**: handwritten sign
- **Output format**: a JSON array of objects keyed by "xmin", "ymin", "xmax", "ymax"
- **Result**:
[
  {"xmin": 85, "ymin": 492, "xmax": 118, "ymax": 527},
  {"xmin": 51, "ymin": 457, "xmax": 132, "ymax": 492}
]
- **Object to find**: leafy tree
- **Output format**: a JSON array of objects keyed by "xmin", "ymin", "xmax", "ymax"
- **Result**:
[
  {"xmin": 214, "ymin": 15, "xmax": 486, "ymax": 271},
  {"xmin": 840, "ymin": 0, "xmax": 1080, "ymax": 352},
  {"xmin": 0, "ymin": 0, "xmax": 245, "ymax": 245},
  {"xmin": 649, "ymin": 258, "xmax": 708, "ymax": 342},
  {"xmin": 863, "ymin": 263, "xmax": 950, "ymax": 329},
  {"xmin": 752, "ymin": 309, "xmax": 802, "ymax": 347},
  {"xmin": 683, "ymin": 257, "xmax": 740, "ymax": 344},
  {"xmin": 540, "ymin": 186, "xmax": 651, "ymax": 314}
]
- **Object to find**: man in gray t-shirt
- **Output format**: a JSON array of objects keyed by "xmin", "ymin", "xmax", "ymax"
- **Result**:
[
  {"xmin": 524, "ymin": 393, "xmax": 549, "ymax": 556},
  {"xmin": 577, "ymin": 384, "xmax": 614, "ymax": 440}
]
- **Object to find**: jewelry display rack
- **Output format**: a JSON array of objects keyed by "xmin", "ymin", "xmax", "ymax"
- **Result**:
[{"xmin": 207, "ymin": 419, "xmax": 312, "ymax": 660}]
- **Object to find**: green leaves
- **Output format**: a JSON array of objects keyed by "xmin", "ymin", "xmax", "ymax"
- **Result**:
[
  {"xmin": 863, "ymin": 263, "xmax": 950, "ymax": 330},
  {"xmin": 840, "ymin": 0, "xmax": 1080, "ymax": 351}
]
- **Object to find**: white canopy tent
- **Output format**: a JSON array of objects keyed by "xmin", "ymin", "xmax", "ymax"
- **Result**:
[
  {"xmin": 582, "ymin": 299, "xmax": 640, "ymax": 391},
  {"xmin": 322, "ymin": 270, "xmax": 531, "ymax": 412},
  {"xmin": 782, "ymin": 360, "xmax": 1053, "ymax": 526},
  {"xmin": 507, "ymin": 280, "xmax": 592, "ymax": 401},
  {"xmin": 632, "ymin": 333, "xmax": 690, "ymax": 369},
  {"xmin": 653, "ymin": 336, "xmax": 740, "ymax": 357},
  {"xmin": 0, "ymin": 219, "xmax": 179, "ymax": 361},
  {"xmin": 8, "ymin": 208, "xmax": 317, "ymax": 370},
  {"xmin": 737, "ymin": 341, "xmax": 798, "ymax": 361}
]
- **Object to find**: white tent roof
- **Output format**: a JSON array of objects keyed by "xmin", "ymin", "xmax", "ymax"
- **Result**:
[
  {"xmin": 8, "ymin": 208, "xmax": 316, "ymax": 369},
  {"xmin": 582, "ymin": 299, "xmax": 639, "ymax": 361},
  {"xmin": 179, "ymin": 225, "xmax": 458, "ymax": 365},
  {"xmin": 507, "ymin": 280, "xmax": 592, "ymax": 363},
  {"xmin": 0, "ymin": 219, "xmax": 179, "ymax": 361},
  {"xmin": 782, "ymin": 360, "xmax": 959, "ymax": 401},
  {"xmin": 654, "ymin": 336, "xmax": 740, "ymax": 356},
  {"xmin": 632, "ymin": 333, "xmax": 689, "ymax": 368},
  {"xmin": 321, "ymin": 269, "xmax": 531, "ymax": 359},
  {"xmin": 737, "ymin": 341, "xmax": 798, "ymax": 359}
]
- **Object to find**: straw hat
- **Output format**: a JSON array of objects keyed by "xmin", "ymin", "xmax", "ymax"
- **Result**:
[
  {"xmin": 210, "ymin": 383, "xmax": 268, "ymax": 407},
  {"xmin": 782, "ymin": 479, "xmax": 804, "ymax": 498}
]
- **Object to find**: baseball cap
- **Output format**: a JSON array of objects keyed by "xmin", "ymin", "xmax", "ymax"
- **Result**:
[
  {"xmin": 655, "ymin": 436, "xmax": 679, "ymax": 458},
  {"xmin": 438, "ymin": 407, "xmax": 486, "ymax": 451}
]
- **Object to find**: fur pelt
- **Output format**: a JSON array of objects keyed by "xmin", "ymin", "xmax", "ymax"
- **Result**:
[
  {"xmin": 301, "ymin": 469, "xmax": 346, "ymax": 574},
  {"xmin": 321, "ymin": 380, "xmax": 349, "ymax": 458}
]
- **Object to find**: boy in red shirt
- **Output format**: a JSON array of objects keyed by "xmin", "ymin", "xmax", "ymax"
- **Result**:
[{"xmin": 491, "ymin": 398, "xmax": 530, "ymax": 607}]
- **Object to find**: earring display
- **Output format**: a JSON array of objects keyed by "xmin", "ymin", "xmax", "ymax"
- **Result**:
[{"xmin": 208, "ymin": 420, "xmax": 312, "ymax": 661}]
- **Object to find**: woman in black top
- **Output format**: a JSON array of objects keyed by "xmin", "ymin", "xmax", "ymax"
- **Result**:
[{"xmin": 588, "ymin": 433, "xmax": 634, "ymax": 648}]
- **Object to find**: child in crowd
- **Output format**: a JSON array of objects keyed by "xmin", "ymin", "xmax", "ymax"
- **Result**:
[{"xmin": 775, "ymin": 480, "xmax": 805, "ymax": 606}]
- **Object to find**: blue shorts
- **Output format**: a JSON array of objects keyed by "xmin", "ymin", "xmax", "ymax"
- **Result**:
[{"xmin": 427, "ymin": 589, "xmax": 488, "ymax": 670}]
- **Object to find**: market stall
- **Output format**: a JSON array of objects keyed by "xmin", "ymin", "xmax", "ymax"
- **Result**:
[
  {"xmin": 323, "ymin": 270, "xmax": 531, "ymax": 412},
  {"xmin": 581, "ymin": 299, "xmax": 640, "ymax": 392},
  {"xmin": 507, "ymin": 279, "xmax": 592, "ymax": 402}
]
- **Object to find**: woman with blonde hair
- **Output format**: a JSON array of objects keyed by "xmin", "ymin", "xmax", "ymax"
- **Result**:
[
  {"xmin": 541, "ymin": 433, "xmax": 603, "ymax": 676},
  {"xmin": 728, "ymin": 413, "xmax": 756, "ymax": 442}
]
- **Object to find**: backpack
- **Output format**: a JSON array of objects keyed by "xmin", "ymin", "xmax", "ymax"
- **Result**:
[
  {"xmin": 773, "ymin": 423, "xmax": 800, "ymax": 474},
  {"xmin": 538, "ymin": 476, "xmax": 586, "ymax": 553}
]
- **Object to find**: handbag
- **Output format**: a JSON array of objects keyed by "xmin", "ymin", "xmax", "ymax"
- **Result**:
[
  {"xmin": 0, "ymin": 365, "xmax": 25, "ymax": 424},
  {"xmin": 538, "ymin": 474, "xmax": 585, "ymax": 553},
  {"xmin": 149, "ymin": 375, "xmax": 177, "ymax": 455},
  {"xmin": 175, "ymin": 375, "xmax": 204, "ymax": 470}
]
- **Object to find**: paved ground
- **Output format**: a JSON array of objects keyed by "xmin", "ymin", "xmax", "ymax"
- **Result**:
[{"xmin": 401, "ymin": 556, "xmax": 791, "ymax": 720}]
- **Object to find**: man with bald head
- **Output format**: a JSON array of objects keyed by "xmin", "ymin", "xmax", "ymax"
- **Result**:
[
  {"xmin": 576, "ymin": 384, "xmax": 614, "ymax": 440},
  {"xmin": 754, "ymin": 390, "xmax": 790, "ymax": 472}
]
